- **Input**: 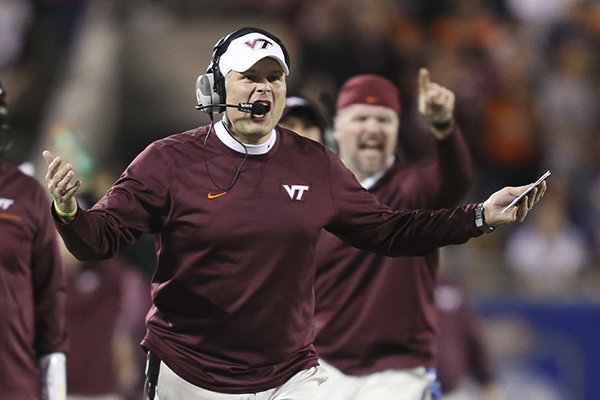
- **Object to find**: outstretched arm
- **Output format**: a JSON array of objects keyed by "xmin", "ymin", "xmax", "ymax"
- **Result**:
[{"xmin": 326, "ymin": 151, "xmax": 548, "ymax": 256}]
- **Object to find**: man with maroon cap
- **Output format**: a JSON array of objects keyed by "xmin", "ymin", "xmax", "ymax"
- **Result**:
[
  {"xmin": 41, "ymin": 27, "xmax": 545, "ymax": 399},
  {"xmin": 0, "ymin": 81, "xmax": 67, "ymax": 399},
  {"xmin": 314, "ymin": 71, "xmax": 474, "ymax": 400}
]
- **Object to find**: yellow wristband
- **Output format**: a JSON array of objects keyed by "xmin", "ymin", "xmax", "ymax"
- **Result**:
[{"xmin": 53, "ymin": 200, "xmax": 78, "ymax": 219}]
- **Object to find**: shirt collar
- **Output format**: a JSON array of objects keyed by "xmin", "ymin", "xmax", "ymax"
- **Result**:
[
  {"xmin": 214, "ymin": 120, "xmax": 277, "ymax": 155},
  {"xmin": 359, "ymin": 155, "xmax": 395, "ymax": 190}
]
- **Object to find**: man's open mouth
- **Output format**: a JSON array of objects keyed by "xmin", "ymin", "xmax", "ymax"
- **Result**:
[
  {"xmin": 251, "ymin": 101, "xmax": 271, "ymax": 118},
  {"xmin": 358, "ymin": 139, "xmax": 384, "ymax": 151}
]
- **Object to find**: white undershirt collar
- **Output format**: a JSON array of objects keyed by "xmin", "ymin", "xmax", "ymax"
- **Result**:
[
  {"xmin": 359, "ymin": 156, "xmax": 395, "ymax": 190},
  {"xmin": 214, "ymin": 120, "xmax": 277, "ymax": 155}
]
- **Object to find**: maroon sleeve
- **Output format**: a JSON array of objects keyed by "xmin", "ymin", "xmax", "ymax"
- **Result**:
[
  {"xmin": 31, "ymin": 184, "xmax": 67, "ymax": 356},
  {"xmin": 431, "ymin": 126, "xmax": 474, "ymax": 207},
  {"xmin": 54, "ymin": 143, "xmax": 171, "ymax": 260},
  {"xmin": 324, "ymin": 152, "xmax": 481, "ymax": 256},
  {"xmin": 398, "ymin": 126, "xmax": 473, "ymax": 208}
]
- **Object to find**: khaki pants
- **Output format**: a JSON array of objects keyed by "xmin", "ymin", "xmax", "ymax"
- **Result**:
[
  {"xmin": 317, "ymin": 359, "xmax": 437, "ymax": 400},
  {"xmin": 155, "ymin": 362, "xmax": 327, "ymax": 400}
]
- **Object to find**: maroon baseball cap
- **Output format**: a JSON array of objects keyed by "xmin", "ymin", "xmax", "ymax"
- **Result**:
[{"xmin": 335, "ymin": 74, "xmax": 400, "ymax": 112}]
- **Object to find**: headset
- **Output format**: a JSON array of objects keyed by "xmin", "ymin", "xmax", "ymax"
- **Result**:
[{"xmin": 195, "ymin": 27, "xmax": 291, "ymax": 115}]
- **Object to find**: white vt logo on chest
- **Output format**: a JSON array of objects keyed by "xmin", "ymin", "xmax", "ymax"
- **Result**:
[
  {"xmin": 283, "ymin": 185, "xmax": 309, "ymax": 200},
  {"xmin": 0, "ymin": 198, "xmax": 14, "ymax": 210}
]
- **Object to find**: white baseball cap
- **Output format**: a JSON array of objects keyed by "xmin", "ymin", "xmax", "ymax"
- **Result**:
[{"xmin": 218, "ymin": 32, "xmax": 289, "ymax": 77}]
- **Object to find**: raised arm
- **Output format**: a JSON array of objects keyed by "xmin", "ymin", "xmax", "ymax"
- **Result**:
[{"xmin": 416, "ymin": 68, "xmax": 473, "ymax": 206}]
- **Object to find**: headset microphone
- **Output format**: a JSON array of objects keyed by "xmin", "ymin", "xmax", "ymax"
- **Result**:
[
  {"xmin": 195, "ymin": 102, "xmax": 270, "ymax": 115},
  {"xmin": 238, "ymin": 102, "xmax": 270, "ymax": 114}
]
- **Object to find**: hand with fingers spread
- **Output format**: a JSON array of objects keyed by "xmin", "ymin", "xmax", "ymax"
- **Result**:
[
  {"xmin": 481, "ymin": 181, "xmax": 547, "ymax": 229},
  {"xmin": 418, "ymin": 68, "xmax": 456, "ymax": 139},
  {"xmin": 42, "ymin": 150, "xmax": 81, "ymax": 219}
]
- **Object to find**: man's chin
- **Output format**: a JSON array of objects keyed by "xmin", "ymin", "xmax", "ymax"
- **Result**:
[
  {"xmin": 239, "ymin": 120, "xmax": 275, "ymax": 135},
  {"xmin": 356, "ymin": 156, "xmax": 385, "ymax": 174},
  {"xmin": 251, "ymin": 116, "xmax": 278, "ymax": 129}
]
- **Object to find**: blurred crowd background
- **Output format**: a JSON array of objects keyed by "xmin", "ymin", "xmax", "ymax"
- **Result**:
[{"xmin": 2, "ymin": 0, "xmax": 600, "ymax": 399}]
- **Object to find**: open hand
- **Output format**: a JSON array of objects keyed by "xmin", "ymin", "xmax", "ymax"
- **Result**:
[{"xmin": 42, "ymin": 150, "xmax": 81, "ymax": 216}]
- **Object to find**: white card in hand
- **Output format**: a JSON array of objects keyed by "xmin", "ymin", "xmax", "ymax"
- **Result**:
[{"xmin": 501, "ymin": 170, "xmax": 551, "ymax": 213}]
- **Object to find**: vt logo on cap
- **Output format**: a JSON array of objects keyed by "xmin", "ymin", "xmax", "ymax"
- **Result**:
[
  {"xmin": 245, "ymin": 39, "xmax": 273, "ymax": 50},
  {"xmin": 218, "ymin": 32, "xmax": 290, "ymax": 76}
]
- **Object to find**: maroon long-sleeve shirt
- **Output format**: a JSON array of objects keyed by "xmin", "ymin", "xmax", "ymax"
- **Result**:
[
  {"xmin": 314, "ymin": 129, "xmax": 473, "ymax": 375},
  {"xmin": 0, "ymin": 161, "xmax": 67, "ymax": 398},
  {"xmin": 54, "ymin": 124, "xmax": 480, "ymax": 393}
]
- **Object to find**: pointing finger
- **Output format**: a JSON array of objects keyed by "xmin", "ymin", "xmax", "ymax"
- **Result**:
[{"xmin": 42, "ymin": 150, "xmax": 55, "ymax": 165}]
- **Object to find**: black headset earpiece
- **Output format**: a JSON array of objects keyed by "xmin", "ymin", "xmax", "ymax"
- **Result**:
[{"xmin": 195, "ymin": 27, "xmax": 290, "ymax": 114}]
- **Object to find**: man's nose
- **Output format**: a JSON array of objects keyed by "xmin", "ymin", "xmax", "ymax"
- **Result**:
[
  {"xmin": 363, "ymin": 118, "xmax": 381, "ymax": 133},
  {"xmin": 255, "ymin": 79, "xmax": 271, "ymax": 93}
]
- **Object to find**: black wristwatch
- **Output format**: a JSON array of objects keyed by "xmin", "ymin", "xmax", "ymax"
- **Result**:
[{"xmin": 475, "ymin": 202, "xmax": 495, "ymax": 233}]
